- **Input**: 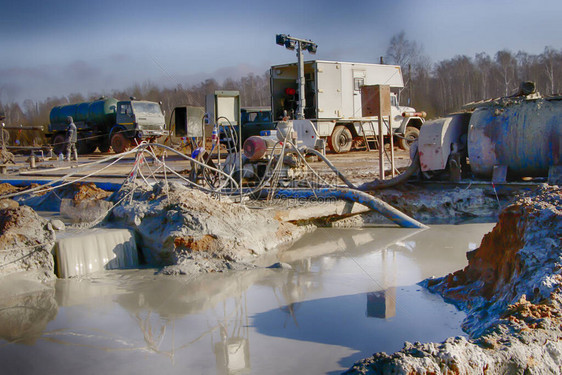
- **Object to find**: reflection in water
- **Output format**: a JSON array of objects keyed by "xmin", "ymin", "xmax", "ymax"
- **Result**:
[
  {"xmin": 365, "ymin": 245, "xmax": 398, "ymax": 319},
  {"xmin": 0, "ymin": 223, "xmax": 495, "ymax": 374},
  {"xmin": 366, "ymin": 289, "xmax": 396, "ymax": 319},
  {"xmin": 0, "ymin": 288, "xmax": 57, "ymax": 345},
  {"xmin": 214, "ymin": 295, "xmax": 251, "ymax": 374},
  {"xmin": 278, "ymin": 227, "xmax": 423, "ymax": 265},
  {"xmin": 215, "ymin": 337, "xmax": 250, "ymax": 374},
  {"xmin": 271, "ymin": 264, "xmax": 321, "ymax": 329}
]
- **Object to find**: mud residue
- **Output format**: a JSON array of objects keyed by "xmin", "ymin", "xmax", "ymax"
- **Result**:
[
  {"xmin": 376, "ymin": 186, "xmax": 499, "ymax": 222},
  {"xmin": 0, "ymin": 205, "xmax": 56, "ymax": 281},
  {"xmin": 334, "ymin": 185, "xmax": 499, "ymax": 227},
  {"xmin": 345, "ymin": 184, "xmax": 562, "ymax": 374}
]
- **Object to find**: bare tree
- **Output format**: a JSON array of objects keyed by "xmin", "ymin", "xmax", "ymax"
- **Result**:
[
  {"xmin": 386, "ymin": 31, "xmax": 427, "ymax": 106},
  {"xmin": 475, "ymin": 52, "xmax": 493, "ymax": 99},
  {"xmin": 495, "ymin": 50, "xmax": 518, "ymax": 96},
  {"xmin": 386, "ymin": 31, "xmax": 423, "ymax": 68},
  {"xmin": 541, "ymin": 46, "xmax": 561, "ymax": 95}
]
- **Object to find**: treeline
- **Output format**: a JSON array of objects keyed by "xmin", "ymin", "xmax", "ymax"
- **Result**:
[
  {"xmin": 1, "ymin": 36, "xmax": 561, "ymax": 136},
  {"xmin": 387, "ymin": 33, "xmax": 562, "ymax": 117},
  {"xmin": 0, "ymin": 72, "xmax": 270, "ymax": 135}
]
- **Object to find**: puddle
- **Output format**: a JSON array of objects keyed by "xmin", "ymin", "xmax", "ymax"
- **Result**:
[{"xmin": 0, "ymin": 222, "xmax": 495, "ymax": 374}]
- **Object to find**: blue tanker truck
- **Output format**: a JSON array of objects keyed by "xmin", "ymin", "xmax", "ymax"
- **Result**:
[{"xmin": 48, "ymin": 97, "xmax": 166, "ymax": 154}]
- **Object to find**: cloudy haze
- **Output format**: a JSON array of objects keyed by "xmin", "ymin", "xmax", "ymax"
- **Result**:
[{"xmin": 1, "ymin": 0, "xmax": 560, "ymax": 104}]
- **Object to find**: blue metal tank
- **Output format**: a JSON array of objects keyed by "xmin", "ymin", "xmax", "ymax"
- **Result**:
[
  {"xmin": 467, "ymin": 97, "xmax": 561, "ymax": 177},
  {"xmin": 49, "ymin": 97, "xmax": 118, "ymax": 130}
]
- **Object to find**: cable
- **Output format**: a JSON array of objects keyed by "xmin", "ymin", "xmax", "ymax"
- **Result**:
[{"xmin": 0, "ymin": 149, "xmax": 140, "ymax": 200}]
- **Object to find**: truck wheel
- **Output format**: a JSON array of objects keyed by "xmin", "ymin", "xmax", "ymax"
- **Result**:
[
  {"xmin": 111, "ymin": 133, "xmax": 131, "ymax": 154},
  {"xmin": 98, "ymin": 142, "xmax": 111, "ymax": 153},
  {"xmin": 52, "ymin": 134, "xmax": 67, "ymax": 156},
  {"xmin": 398, "ymin": 127, "xmax": 420, "ymax": 151},
  {"xmin": 87, "ymin": 143, "xmax": 98, "ymax": 154},
  {"xmin": 77, "ymin": 134, "xmax": 92, "ymax": 154},
  {"xmin": 328, "ymin": 126, "xmax": 353, "ymax": 153}
]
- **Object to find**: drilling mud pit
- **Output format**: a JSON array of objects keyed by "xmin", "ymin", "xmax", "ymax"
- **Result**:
[{"xmin": 0, "ymin": 223, "xmax": 495, "ymax": 374}]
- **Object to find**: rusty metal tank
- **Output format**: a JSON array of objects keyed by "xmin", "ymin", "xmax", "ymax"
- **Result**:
[{"xmin": 467, "ymin": 97, "xmax": 561, "ymax": 177}]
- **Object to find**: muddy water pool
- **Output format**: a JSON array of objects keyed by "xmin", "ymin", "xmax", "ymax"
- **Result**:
[{"xmin": 0, "ymin": 222, "xmax": 495, "ymax": 374}]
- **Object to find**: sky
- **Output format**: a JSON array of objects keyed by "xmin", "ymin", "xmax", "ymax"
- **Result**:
[{"xmin": 1, "ymin": 0, "xmax": 560, "ymax": 104}]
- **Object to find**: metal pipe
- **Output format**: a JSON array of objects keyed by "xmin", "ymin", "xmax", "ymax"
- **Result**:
[
  {"xmin": 378, "ymin": 116, "xmax": 384, "ymax": 179},
  {"xmin": 296, "ymin": 42, "xmax": 306, "ymax": 120},
  {"xmin": 2, "ymin": 125, "xmax": 44, "ymax": 131},
  {"xmin": 389, "ymin": 116, "xmax": 395, "ymax": 178},
  {"xmin": 239, "ymin": 113, "xmax": 243, "ymax": 204},
  {"xmin": 272, "ymin": 187, "xmax": 427, "ymax": 229}
]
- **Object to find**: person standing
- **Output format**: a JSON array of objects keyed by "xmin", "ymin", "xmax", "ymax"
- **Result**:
[{"xmin": 65, "ymin": 116, "xmax": 78, "ymax": 161}]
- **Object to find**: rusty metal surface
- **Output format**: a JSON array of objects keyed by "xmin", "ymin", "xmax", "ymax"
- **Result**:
[{"xmin": 468, "ymin": 98, "xmax": 562, "ymax": 177}]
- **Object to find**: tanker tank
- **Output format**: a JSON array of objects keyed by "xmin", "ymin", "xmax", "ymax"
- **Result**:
[
  {"xmin": 467, "ymin": 96, "xmax": 561, "ymax": 178},
  {"xmin": 49, "ymin": 97, "xmax": 118, "ymax": 130}
]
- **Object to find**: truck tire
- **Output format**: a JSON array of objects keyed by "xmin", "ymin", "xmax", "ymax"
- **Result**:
[
  {"xmin": 52, "ymin": 133, "xmax": 67, "ymax": 156},
  {"xmin": 77, "ymin": 134, "xmax": 94, "ymax": 155},
  {"xmin": 111, "ymin": 133, "xmax": 131, "ymax": 154},
  {"xmin": 98, "ymin": 142, "xmax": 111, "ymax": 153},
  {"xmin": 398, "ymin": 126, "xmax": 419, "ymax": 151},
  {"xmin": 328, "ymin": 126, "xmax": 353, "ymax": 153}
]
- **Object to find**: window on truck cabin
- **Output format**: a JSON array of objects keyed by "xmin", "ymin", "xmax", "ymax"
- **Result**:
[
  {"xmin": 354, "ymin": 78, "xmax": 364, "ymax": 92},
  {"xmin": 248, "ymin": 112, "xmax": 258, "ymax": 122},
  {"xmin": 391, "ymin": 95, "xmax": 398, "ymax": 106},
  {"xmin": 132, "ymin": 102, "xmax": 163, "ymax": 115},
  {"xmin": 119, "ymin": 103, "xmax": 132, "ymax": 116}
]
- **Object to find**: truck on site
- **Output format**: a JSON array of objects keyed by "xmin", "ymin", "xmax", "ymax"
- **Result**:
[
  {"xmin": 240, "ymin": 107, "xmax": 275, "ymax": 140},
  {"xmin": 48, "ymin": 97, "xmax": 166, "ymax": 154},
  {"xmin": 270, "ymin": 60, "xmax": 425, "ymax": 153},
  {"xmin": 219, "ymin": 107, "xmax": 276, "ymax": 150}
]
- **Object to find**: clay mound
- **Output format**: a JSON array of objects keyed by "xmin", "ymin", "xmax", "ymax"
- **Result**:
[
  {"xmin": 0, "ymin": 183, "xmax": 21, "ymax": 195},
  {"xmin": 0, "ymin": 205, "xmax": 56, "ymax": 281},
  {"xmin": 14, "ymin": 182, "xmax": 111, "ymax": 211},
  {"xmin": 427, "ymin": 184, "xmax": 562, "ymax": 335},
  {"xmin": 345, "ymin": 185, "xmax": 562, "ymax": 374},
  {"xmin": 109, "ymin": 182, "xmax": 308, "ymax": 273},
  {"xmin": 71, "ymin": 182, "xmax": 112, "ymax": 203}
]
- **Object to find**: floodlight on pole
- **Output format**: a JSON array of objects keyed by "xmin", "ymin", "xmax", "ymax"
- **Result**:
[{"xmin": 275, "ymin": 34, "xmax": 317, "ymax": 120}]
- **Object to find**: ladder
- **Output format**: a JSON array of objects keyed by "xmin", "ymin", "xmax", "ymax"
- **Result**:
[{"xmin": 359, "ymin": 121, "xmax": 379, "ymax": 151}]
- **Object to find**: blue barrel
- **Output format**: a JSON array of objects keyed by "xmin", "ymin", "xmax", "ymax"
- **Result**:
[{"xmin": 468, "ymin": 98, "xmax": 562, "ymax": 177}]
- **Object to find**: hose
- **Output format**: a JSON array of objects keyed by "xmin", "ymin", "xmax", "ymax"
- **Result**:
[
  {"xmin": 358, "ymin": 143, "xmax": 421, "ymax": 191},
  {"xmin": 300, "ymin": 147, "xmax": 356, "ymax": 189}
]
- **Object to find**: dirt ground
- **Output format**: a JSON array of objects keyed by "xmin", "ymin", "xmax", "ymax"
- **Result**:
[{"xmin": 7, "ymin": 146, "xmax": 412, "ymax": 185}]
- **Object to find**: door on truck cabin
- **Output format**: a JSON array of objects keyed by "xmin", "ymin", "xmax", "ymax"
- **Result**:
[
  {"xmin": 315, "ymin": 62, "xmax": 342, "ymax": 120},
  {"xmin": 352, "ymin": 70, "xmax": 366, "ymax": 118},
  {"xmin": 117, "ymin": 102, "xmax": 134, "ymax": 127}
]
